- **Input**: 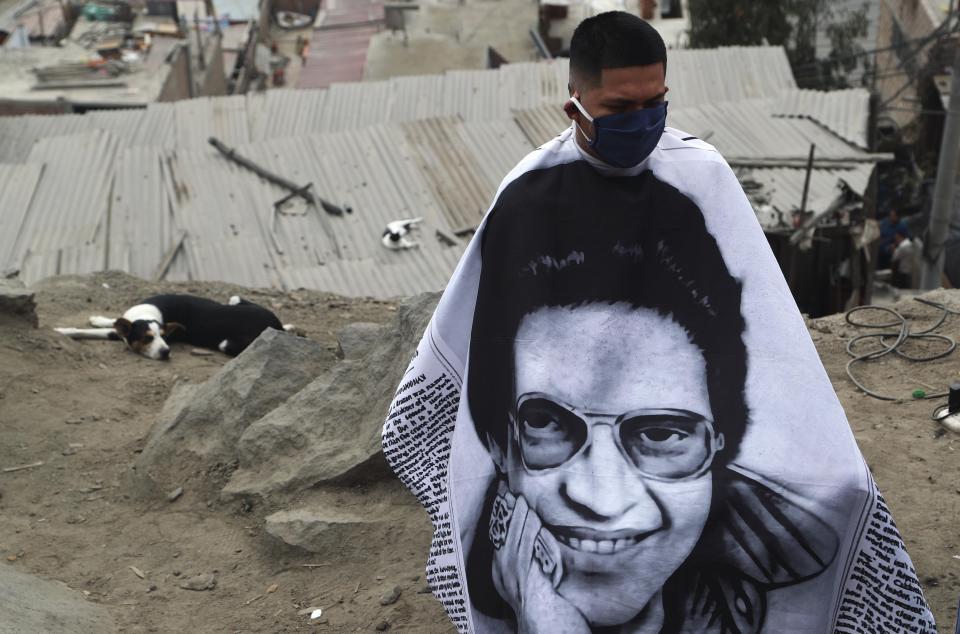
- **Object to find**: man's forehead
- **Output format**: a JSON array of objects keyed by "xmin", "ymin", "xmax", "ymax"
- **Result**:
[{"xmin": 574, "ymin": 64, "xmax": 666, "ymax": 99}]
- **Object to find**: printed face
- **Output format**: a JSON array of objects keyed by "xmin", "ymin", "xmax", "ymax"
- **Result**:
[{"xmin": 507, "ymin": 303, "xmax": 715, "ymax": 626}]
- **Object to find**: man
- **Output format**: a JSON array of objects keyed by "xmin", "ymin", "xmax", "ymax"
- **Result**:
[
  {"xmin": 383, "ymin": 12, "xmax": 935, "ymax": 633},
  {"xmin": 879, "ymin": 208, "xmax": 909, "ymax": 269}
]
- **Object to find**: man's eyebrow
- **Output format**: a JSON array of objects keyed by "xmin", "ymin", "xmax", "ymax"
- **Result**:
[{"xmin": 643, "ymin": 91, "xmax": 667, "ymax": 105}]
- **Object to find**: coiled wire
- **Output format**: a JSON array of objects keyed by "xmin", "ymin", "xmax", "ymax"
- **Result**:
[{"xmin": 844, "ymin": 298, "xmax": 959, "ymax": 401}]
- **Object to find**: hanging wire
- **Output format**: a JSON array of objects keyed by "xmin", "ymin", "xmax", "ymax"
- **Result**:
[{"xmin": 844, "ymin": 298, "xmax": 960, "ymax": 401}]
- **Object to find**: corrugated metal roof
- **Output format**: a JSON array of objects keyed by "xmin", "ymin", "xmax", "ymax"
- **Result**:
[
  {"xmin": 740, "ymin": 163, "xmax": 876, "ymax": 231},
  {"xmin": 13, "ymin": 129, "xmax": 118, "ymax": 277},
  {"xmin": 667, "ymin": 99, "xmax": 887, "ymax": 166},
  {"xmin": 401, "ymin": 117, "xmax": 526, "ymax": 232},
  {"xmin": 1, "ymin": 46, "xmax": 889, "ymax": 294},
  {"xmin": 770, "ymin": 88, "xmax": 871, "ymax": 149},
  {"xmin": 0, "ymin": 162, "xmax": 44, "ymax": 270}
]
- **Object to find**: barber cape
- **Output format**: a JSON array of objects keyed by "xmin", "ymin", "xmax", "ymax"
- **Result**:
[{"xmin": 382, "ymin": 124, "xmax": 936, "ymax": 633}]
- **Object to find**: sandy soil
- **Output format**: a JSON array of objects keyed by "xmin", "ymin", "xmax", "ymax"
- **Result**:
[{"xmin": 1, "ymin": 272, "xmax": 959, "ymax": 632}]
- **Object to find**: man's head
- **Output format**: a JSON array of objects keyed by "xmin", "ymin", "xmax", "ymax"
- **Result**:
[{"xmin": 563, "ymin": 12, "xmax": 668, "ymax": 149}]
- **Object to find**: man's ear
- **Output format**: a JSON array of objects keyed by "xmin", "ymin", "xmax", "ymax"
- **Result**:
[
  {"xmin": 562, "ymin": 99, "xmax": 577, "ymax": 120},
  {"xmin": 114, "ymin": 318, "xmax": 132, "ymax": 339},
  {"xmin": 163, "ymin": 322, "xmax": 186, "ymax": 336}
]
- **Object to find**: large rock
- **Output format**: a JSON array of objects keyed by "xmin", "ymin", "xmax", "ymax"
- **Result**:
[
  {"xmin": 0, "ymin": 277, "xmax": 38, "ymax": 327},
  {"xmin": 133, "ymin": 329, "xmax": 329, "ymax": 493},
  {"xmin": 265, "ymin": 508, "xmax": 374, "ymax": 552},
  {"xmin": 0, "ymin": 566, "xmax": 117, "ymax": 633},
  {"xmin": 222, "ymin": 292, "xmax": 439, "ymax": 499}
]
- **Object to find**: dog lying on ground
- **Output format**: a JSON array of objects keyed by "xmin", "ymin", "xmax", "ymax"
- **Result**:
[{"xmin": 55, "ymin": 294, "xmax": 291, "ymax": 360}]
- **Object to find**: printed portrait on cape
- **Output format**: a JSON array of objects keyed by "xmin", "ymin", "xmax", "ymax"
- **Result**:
[{"xmin": 459, "ymin": 161, "xmax": 841, "ymax": 633}]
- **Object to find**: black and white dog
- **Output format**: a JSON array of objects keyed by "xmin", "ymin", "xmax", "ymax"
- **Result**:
[{"xmin": 55, "ymin": 294, "xmax": 290, "ymax": 360}]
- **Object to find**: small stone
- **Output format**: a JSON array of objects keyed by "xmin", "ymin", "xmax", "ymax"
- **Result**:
[
  {"xmin": 172, "ymin": 570, "xmax": 181, "ymax": 576},
  {"xmin": 65, "ymin": 417, "xmax": 82, "ymax": 425},
  {"xmin": 167, "ymin": 487, "xmax": 183, "ymax": 503},
  {"xmin": 376, "ymin": 621, "xmax": 390, "ymax": 631},
  {"xmin": 925, "ymin": 576, "xmax": 939, "ymax": 587},
  {"xmin": 266, "ymin": 583, "xmax": 278, "ymax": 594},
  {"xmin": 179, "ymin": 573, "xmax": 216, "ymax": 591},
  {"xmin": 6, "ymin": 554, "xmax": 17, "ymax": 562},
  {"xmin": 61, "ymin": 447, "xmax": 77, "ymax": 456},
  {"xmin": 146, "ymin": 583, "xmax": 157, "ymax": 592},
  {"xmin": 379, "ymin": 586, "xmax": 401, "ymax": 606}
]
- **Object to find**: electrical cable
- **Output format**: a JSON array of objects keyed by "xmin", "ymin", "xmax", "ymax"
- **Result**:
[{"xmin": 843, "ymin": 297, "xmax": 960, "ymax": 401}]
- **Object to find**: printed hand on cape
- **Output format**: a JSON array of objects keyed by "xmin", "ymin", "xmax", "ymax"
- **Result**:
[{"xmin": 489, "ymin": 484, "xmax": 590, "ymax": 634}]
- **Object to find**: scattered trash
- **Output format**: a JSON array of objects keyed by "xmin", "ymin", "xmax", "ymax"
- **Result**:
[
  {"xmin": 129, "ymin": 565, "xmax": 146, "ymax": 579},
  {"xmin": 179, "ymin": 573, "xmax": 216, "ymax": 591},
  {"xmin": 101, "ymin": 283, "xmax": 110, "ymax": 289},
  {"xmin": 381, "ymin": 218, "xmax": 423, "ymax": 251},
  {"xmin": 912, "ymin": 389, "xmax": 926, "ymax": 399},
  {"xmin": 166, "ymin": 487, "xmax": 183, "ymax": 502},
  {"xmin": 379, "ymin": 586, "xmax": 401, "ymax": 606},
  {"xmin": 2, "ymin": 461, "xmax": 44, "ymax": 473},
  {"xmin": 190, "ymin": 349, "xmax": 213, "ymax": 356}
]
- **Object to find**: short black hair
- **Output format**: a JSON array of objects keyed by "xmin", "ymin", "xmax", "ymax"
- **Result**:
[
  {"xmin": 569, "ymin": 11, "xmax": 667, "ymax": 87},
  {"xmin": 466, "ymin": 162, "xmax": 748, "ymax": 467}
]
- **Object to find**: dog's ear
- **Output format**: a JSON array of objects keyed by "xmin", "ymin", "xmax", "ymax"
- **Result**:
[
  {"xmin": 114, "ymin": 318, "xmax": 132, "ymax": 339},
  {"xmin": 163, "ymin": 322, "xmax": 186, "ymax": 336}
]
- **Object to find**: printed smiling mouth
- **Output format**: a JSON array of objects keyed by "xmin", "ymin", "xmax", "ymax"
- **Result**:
[{"xmin": 546, "ymin": 525, "xmax": 657, "ymax": 555}]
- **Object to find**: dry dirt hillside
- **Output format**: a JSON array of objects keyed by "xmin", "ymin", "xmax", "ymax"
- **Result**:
[{"xmin": 1, "ymin": 272, "xmax": 959, "ymax": 632}]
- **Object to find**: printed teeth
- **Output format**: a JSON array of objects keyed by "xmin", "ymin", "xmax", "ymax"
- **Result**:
[{"xmin": 554, "ymin": 533, "xmax": 639, "ymax": 554}]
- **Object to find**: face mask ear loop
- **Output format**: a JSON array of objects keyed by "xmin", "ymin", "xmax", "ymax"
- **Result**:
[{"xmin": 570, "ymin": 96, "xmax": 595, "ymax": 144}]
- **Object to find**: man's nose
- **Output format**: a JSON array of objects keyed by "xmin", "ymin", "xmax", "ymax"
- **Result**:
[{"xmin": 561, "ymin": 426, "xmax": 663, "ymax": 525}]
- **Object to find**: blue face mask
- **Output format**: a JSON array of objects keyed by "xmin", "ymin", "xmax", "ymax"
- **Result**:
[{"xmin": 570, "ymin": 96, "xmax": 668, "ymax": 168}]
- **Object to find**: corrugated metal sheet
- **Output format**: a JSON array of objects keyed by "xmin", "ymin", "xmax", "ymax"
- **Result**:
[
  {"xmin": 512, "ymin": 104, "xmax": 569, "ymax": 147},
  {"xmin": 0, "ymin": 162, "xmax": 44, "ymax": 270},
  {"xmin": 109, "ymin": 147, "xmax": 178, "ymax": 279},
  {"xmin": 401, "ymin": 118, "xmax": 514, "ymax": 232},
  {"xmin": 770, "ymin": 88, "xmax": 871, "ymax": 149},
  {"xmin": 664, "ymin": 47, "xmax": 796, "ymax": 109},
  {"xmin": 13, "ymin": 129, "xmax": 119, "ymax": 282},
  {"xmin": 668, "ymin": 99, "xmax": 886, "ymax": 165},
  {"xmin": 740, "ymin": 163, "xmax": 876, "ymax": 230}
]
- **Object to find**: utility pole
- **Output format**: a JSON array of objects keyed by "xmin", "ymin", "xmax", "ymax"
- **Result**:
[{"xmin": 921, "ymin": 41, "xmax": 960, "ymax": 289}]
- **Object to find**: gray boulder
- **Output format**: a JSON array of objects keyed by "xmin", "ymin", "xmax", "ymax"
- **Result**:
[
  {"xmin": 0, "ymin": 566, "xmax": 117, "ymax": 634},
  {"xmin": 0, "ymin": 277, "xmax": 38, "ymax": 327},
  {"xmin": 133, "ymin": 329, "xmax": 329, "ymax": 493},
  {"xmin": 222, "ymin": 292, "xmax": 439, "ymax": 499},
  {"xmin": 265, "ymin": 508, "xmax": 375, "ymax": 552}
]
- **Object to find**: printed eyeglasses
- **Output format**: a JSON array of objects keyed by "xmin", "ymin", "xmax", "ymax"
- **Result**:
[{"xmin": 511, "ymin": 393, "xmax": 724, "ymax": 481}]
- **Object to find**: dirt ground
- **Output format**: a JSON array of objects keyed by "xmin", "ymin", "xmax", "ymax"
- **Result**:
[{"xmin": 1, "ymin": 272, "xmax": 959, "ymax": 632}]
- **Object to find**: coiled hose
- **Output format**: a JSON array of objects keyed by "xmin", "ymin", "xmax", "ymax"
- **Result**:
[{"xmin": 844, "ymin": 298, "xmax": 959, "ymax": 401}]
